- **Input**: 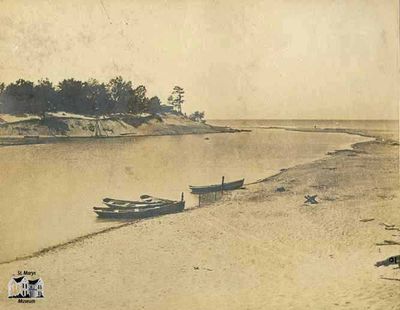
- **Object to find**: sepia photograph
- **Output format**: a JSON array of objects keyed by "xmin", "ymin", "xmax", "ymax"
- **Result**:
[{"xmin": 0, "ymin": 0, "xmax": 399, "ymax": 309}]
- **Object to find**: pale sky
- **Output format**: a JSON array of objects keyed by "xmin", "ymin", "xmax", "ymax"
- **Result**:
[{"xmin": 0, "ymin": 0, "xmax": 399, "ymax": 119}]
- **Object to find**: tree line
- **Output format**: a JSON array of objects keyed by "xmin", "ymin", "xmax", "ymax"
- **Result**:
[{"xmin": 0, "ymin": 77, "xmax": 191, "ymax": 119}]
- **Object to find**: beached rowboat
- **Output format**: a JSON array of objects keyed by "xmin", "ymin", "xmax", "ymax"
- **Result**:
[
  {"xmin": 94, "ymin": 201, "xmax": 171, "ymax": 211},
  {"xmin": 102, "ymin": 195, "xmax": 173, "ymax": 208},
  {"xmin": 189, "ymin": 178, "xmax": 245, "ymax": 194},
  {"xmin": 94, "ymin": 201, "xmax": 185, "ymax": 219}
]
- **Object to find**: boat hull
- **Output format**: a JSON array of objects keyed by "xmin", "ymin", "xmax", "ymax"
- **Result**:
[
  {"xmin": 103, "ymin": 201, "xmax": 169, "ymax": 209},
  {"xmin": 189, "ymin": 179, "xmax": 244, "ymax": 194},
  {"xmin": 94, "ymin": 201, "xmax": 185, "ymax": 219},
  {"xmin": 102, "ymin": 195, "xmax": 173, "ymax": 209}
]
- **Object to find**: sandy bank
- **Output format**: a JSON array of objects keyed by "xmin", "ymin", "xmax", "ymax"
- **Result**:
[
  {"xmin": 261, "ymin": 125, "xmax": 399, "ymax": 144},
  {"xmin": 0, "ymin": 113, "xmax": 239, "ymax": 146},
  {"xmin": 0, "ymin": 127, "xmax": 398, "ymax": 309}
]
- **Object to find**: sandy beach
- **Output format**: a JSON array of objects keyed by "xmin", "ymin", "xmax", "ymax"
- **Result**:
[{"xmin": 0, "ymin": 127, "xmax": 398, "ymax": 309}]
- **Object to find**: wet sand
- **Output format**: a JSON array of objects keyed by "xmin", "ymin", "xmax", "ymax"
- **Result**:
[{"xmin": 0, "ymin": 127, "xmax": 398, "ymax": 309}]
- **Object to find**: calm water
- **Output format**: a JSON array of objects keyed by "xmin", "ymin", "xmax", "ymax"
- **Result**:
[
  {"xmin": 209, "ymin": 119, "xmax": 398, "ymax": 132},
  {"xmin": 0, "ymin": 125, "xmax": 372, "ymax": 262}
]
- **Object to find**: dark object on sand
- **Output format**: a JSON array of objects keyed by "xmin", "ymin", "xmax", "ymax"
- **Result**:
[
  {"xmin": 94, "ymin": 194, "xmax": 185, "ymax": 219},
  {"xmin": 276, "ymin": 187, "xmax": 286, "ymax": 192},
  {"xmin": 385, "ymin": 228, "xmax": 400, "ymax": 231},
  {"xmin": 360, "ymin": 218, "xmax": 375, "ymax": 222},
  {"xmin": 380, "ymin": 222, "xmax": 395, "ymax": 228},
  {"xmin": 376, "ymin": 240, "xmax": 400, "ymax": 246},
  {"xmin": 189, "ymin": 177, "xmax": 244, "ymax": 194},
  {"xmin": 375, "ymin": 255, "xmax": 400, "ymax": 268},
  {"xmin": 304, "ymin": 195, "xmax": 318, "ymax": 204},
  {"xmin": 204, "ymin": 137, "xmax": 210, "ymax": 140}
]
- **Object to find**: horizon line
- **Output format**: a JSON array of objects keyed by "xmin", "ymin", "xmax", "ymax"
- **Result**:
[{"xmin": 208, "ymin": 118, "xmax": 399, "ymax": 121}]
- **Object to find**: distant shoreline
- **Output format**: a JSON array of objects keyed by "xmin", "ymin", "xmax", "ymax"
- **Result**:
[
  {"xmin": 250, "ymin": 125, "xmax": 399, "ymax": 145},
  {"xmin": 0, "ymin": 113, "xmax": 243, "ymax": 147},
  {"xmin": 0, "ymin": 128, "xmax": 241, "ymax": 147}
]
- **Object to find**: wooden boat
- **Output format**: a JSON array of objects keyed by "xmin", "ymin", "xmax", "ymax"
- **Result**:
[
  {"xmin": 94, "ymin": 201, "xmax": 171, "ymax": 211},
  {"xmin": 94, "ymin": 200, "xmax": 185, "ymax": 219},
  {"xmin": 102, "ymin": 195, "xmax": 173, "ymax": 208},
  {"xmin": 189, "ymin": 178, "xmax": 245, "ymax": 194}
]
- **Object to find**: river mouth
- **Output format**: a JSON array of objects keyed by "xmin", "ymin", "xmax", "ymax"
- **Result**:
[{"xmin": 0, "ymin": 126, "xmax": 371, "ymax": 262}]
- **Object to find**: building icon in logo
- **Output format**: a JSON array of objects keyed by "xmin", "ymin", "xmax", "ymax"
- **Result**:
[{"xmin": 8, "ymin": 276, "xmax": 44, "ymax": 298}]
